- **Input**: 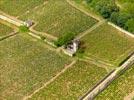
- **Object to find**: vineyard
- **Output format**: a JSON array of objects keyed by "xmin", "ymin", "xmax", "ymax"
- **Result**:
[
  {"xmin": 0, "ymin": 33, "xmax": 72, "ymax": 99},
  {"xmin": 81, "ymin": 23, "xmax": 134, "ymax": 65},
  {"xmin": 0, "ymin": 0, "xmax": 45, "ymax": 16},
  {"xmin": 30, "ymin": 61, "xmax": 107, "ymax": 99},
  {"xmin": 0, "ymin": 0, "xmax": 134, "ymax": 100},
  {"xmin": 18, "ymin": 0, "xmax": 97, "ymax": 37},
  {"xmin": 96, "ymin": 65, "xmax": 134, "ymax": 100},
  {"xmin": 0, "ymin": 23, "xmax": 13, "ymax": 37}
]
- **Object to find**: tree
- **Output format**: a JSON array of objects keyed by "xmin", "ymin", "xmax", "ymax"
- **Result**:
[
  {"xmin": 85, "ymin": 0, "xmax": 92, "ymax": 3},
  {"xmin": 96, "ymin": 0, "xmax": 119, "ymax": 18},
  {"xmin": 110, "ymin": 12, "xmax": 131, "ymax": 28},
  {"xmin": 110, "ymin": 12, "xmax": 119, "ymax": 23},
  {"xmin": 125, "ymin": 18, "xmax": 134, "ymax": 33},
  {"xmin": 54, "ymin": 33, "xmax": 75, "ymax": 47},
  {"xmin": 117, "ymin": 12, "xmax": 131, "ymax": 27}
]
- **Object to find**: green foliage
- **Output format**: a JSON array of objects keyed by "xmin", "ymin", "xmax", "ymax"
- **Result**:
[
  {"xmin": 110, "ymin": 12, "xmax": 132, "ymax": 29},
  {"xmin": 83, "ymin": 0, "xmax": 119, "ymax": 18},
  {"xmin": 116, "ymin": 12, "xmax": 131, "ymax": 27},
  {"xmin": 74, "ymin": 0, "xmax": 133, "ymax": 33},
  {"xmin": 54, "ymin": 33, "xmax": 75, "ymax": 47},
  {"xmin": 110, "ymin": 12, "xmax": 119, "ymax": 23},
  {"xmin": 85, "ymin": 0, "xmax": 92, "ymax": 3},
  {"xmin": 96, "ymin": 0, "xmax": 119, "ymax": 18},
  {"xmin": 112, "ymin": 0, "xmax": 134, "ymax": 33},
  {"xmin": 125, "ymin": 18, "xmax": 134, "ymax": 33},
  {"xmin": 19, "ymin": 25, "xmax": 29, "ymax": 33}
]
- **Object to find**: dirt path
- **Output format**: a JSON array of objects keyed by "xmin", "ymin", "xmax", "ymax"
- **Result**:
[
  {"xmin": 76, "ymin": 20, "xmax": 105, "ymax": 39},
  {"xmin": 23, "ymin": 60, "xmax": 76, "ymax": 100},
  {"xmin": 0, "ymin": 19, "xmax": 18, "ymax": 31},
  {"xmin": 124, "ymin": 91, "xmax": 134, "ymax": 100},
  {"xmin": 0, "ymin": 11, "xmax": 24, "ymax": 26}
]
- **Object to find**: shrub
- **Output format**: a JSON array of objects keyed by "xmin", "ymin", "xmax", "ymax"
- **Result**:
[{"xmin": 19, "ymin": 25, "xmax": 29, "ymax": 33}]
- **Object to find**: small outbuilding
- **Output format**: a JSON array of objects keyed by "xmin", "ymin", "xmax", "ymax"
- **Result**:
[
  {"xmin": 24, "ymin": 20, "xmax": 33, "ymax": 27},
  {"xmin": 63, "ymin": 39, "xmax": 80, "ymax": 57}
]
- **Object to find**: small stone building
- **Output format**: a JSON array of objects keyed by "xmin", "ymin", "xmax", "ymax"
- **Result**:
[
  {"xmin": 24, "ymin": 20, "xmax": 33, "ymax": 27},
  {"xmin": 63, "ymin": 39, "xmax": 80, "ymax": 57}
]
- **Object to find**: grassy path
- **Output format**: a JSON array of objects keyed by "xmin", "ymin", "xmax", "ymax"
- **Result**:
[
  {"xmin": 76, "ymin": 20, "xmax": 105, "ymax": 39},
  {"xmin": 83, "ymin": 56, "xmax": 115, "ymax": 72}
]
